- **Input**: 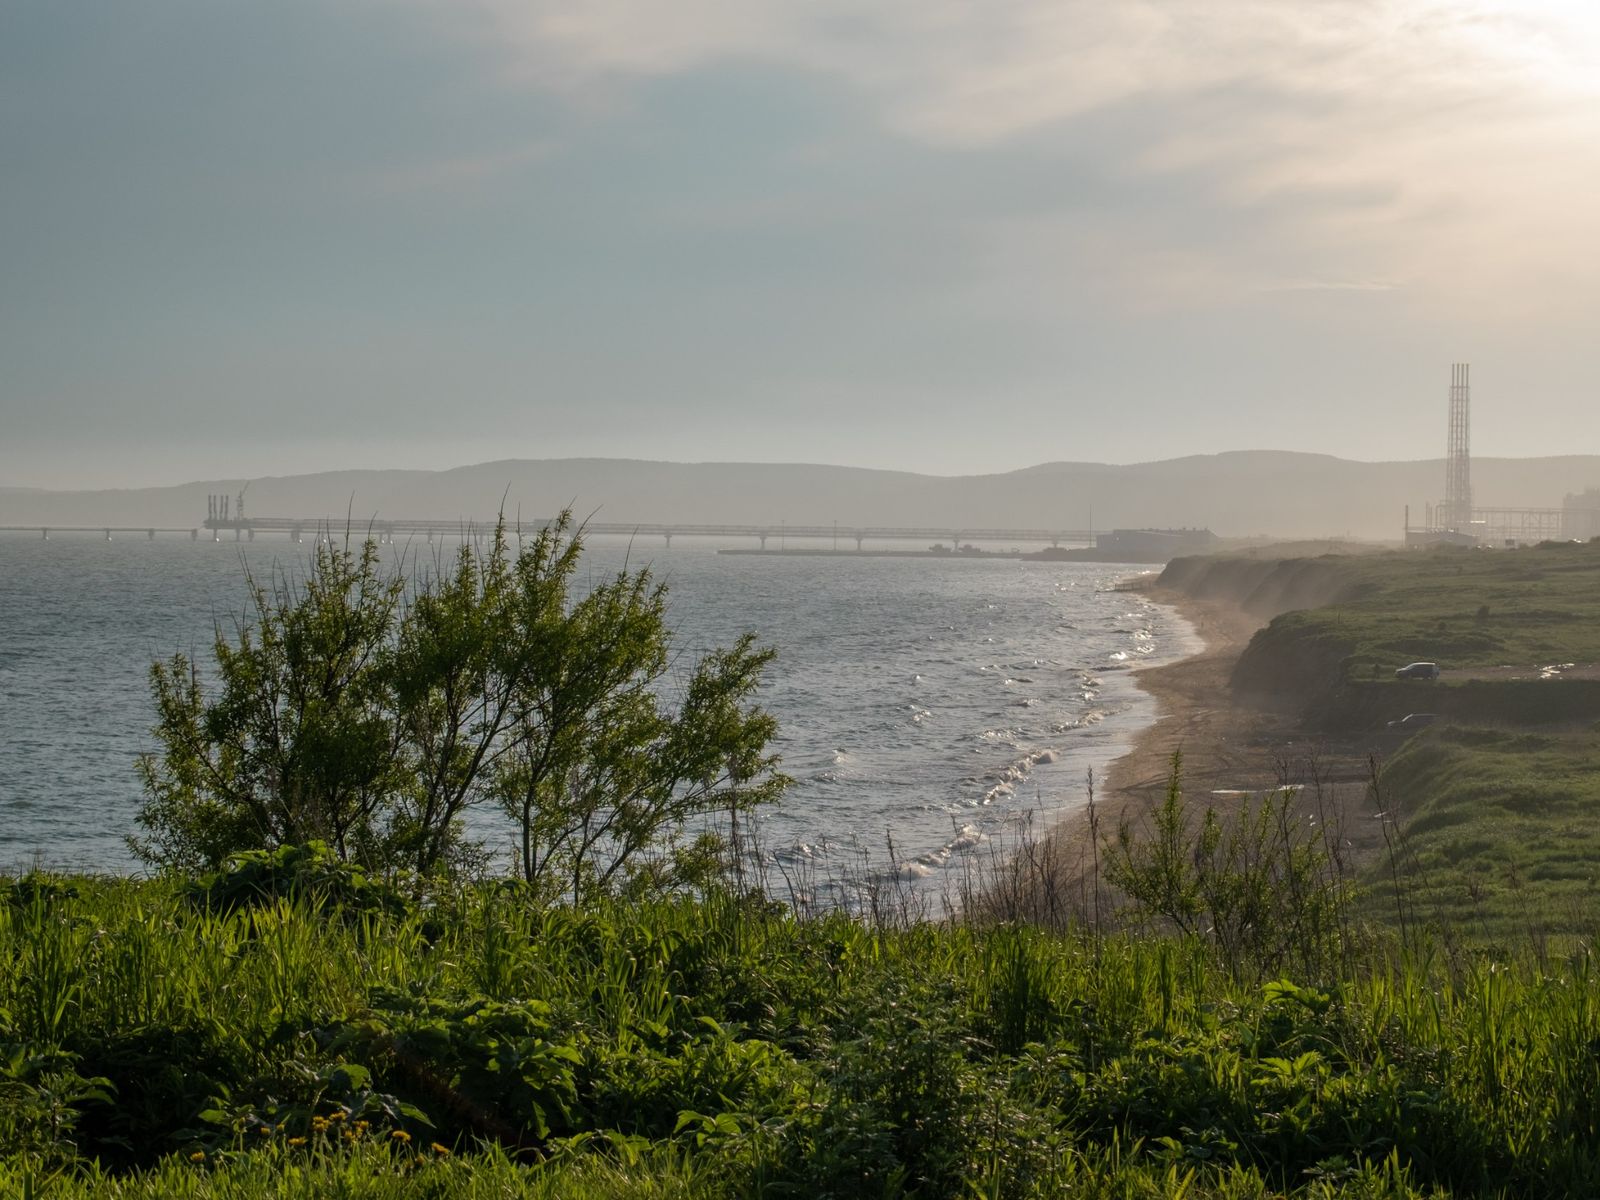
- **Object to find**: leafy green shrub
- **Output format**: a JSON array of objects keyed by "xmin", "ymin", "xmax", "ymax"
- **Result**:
[
  {"xmin": 71, "ymin": 1024, "xmax": 242, "ymax": 1169},
  {"xmin": 194, "ymin": 1058, "xmax": 428, "ymax": 1156},
  {"xmin": 6, "ymin": 873, "xmax": 79, "ymax": 912},
  {"xmin": 775, "ymin": 977, "xmax": 1059, "ymax": 1199},
  {"xmin": 585, "ymin": 1017, "xmax": 812, "ymax": 1140},
  {"xmin": 327, "ymin": 990, "xmax": 582, "ymax": 1148},
  {"xmin": 0, "ymin": 1043, "xmax": 114, "ymax": 1163},
  {"xmin": 183, "ymin": 842, "xmax": 411, "ymax": 919}
]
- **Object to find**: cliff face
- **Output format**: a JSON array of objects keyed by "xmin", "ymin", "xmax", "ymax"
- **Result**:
[
  {"xmin": 1156, "ymin": 547, "xmax": 1600, "ymax": 731},
  {"xmin": 1157, "ymin": 555, "xmax": 1369, "ymax": 620},
  {"xmin": 1157, "ymin": 556, "xmax": 1368, "ymax": 701}
]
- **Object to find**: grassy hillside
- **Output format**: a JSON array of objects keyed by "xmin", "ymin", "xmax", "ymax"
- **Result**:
[
  {"xmin": 1367, "ymin": 726, "xmax": 1600, "ymax": 941},
  {"xmin": 1159, "ymin": 542, "xmax": 1600, "ymax": 943},
  {"xmin": 4, "ymin": 874, "xmax": 1600, "ymax": 1198},
  {"xmin": 1210, "ymin": 541, "xmax": 1600, "ymax": 698}
]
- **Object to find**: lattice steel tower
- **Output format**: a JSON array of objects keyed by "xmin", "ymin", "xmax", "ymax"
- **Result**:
[{"xmin": 1445, "ymin": 363, "xmax": 1472, "ymax": 531}]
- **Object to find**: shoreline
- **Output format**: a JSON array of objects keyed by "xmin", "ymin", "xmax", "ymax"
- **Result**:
[
  {"xmin": 1108, "ymin": 580, "xmax": 1274, "ymax": 803},
  {"xmin": 1042, "ymin": 575, "xmax": 1388, "ymax": 873},
  {"xmin": 1049, "ymin": 579, "xmax": 1276, "ymax": 847}
]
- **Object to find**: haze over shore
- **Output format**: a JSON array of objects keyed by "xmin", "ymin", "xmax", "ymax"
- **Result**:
[{"xmin": 6, "ymin": 451, "xmax": 1600, "ymax": 541}]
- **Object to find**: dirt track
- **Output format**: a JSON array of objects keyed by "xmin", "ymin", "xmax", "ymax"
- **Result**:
[{"xmin": 1441, "ymin": 663, "xmax": 1600, "ymax": 682}]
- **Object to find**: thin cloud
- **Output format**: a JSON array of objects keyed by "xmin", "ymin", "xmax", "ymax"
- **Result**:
[
  {"xmin": 1260, "ymin": 279, "xmax": 1401, "ymax": 293},
  {"xmin": 362, "ymin": 138, "xmax": 556, "ymax": 196},
  {"xmin": 415, "ymin": 0, "xmax": 1600, "ymax": 327}
]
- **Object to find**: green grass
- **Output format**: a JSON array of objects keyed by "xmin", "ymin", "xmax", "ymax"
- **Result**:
[
  {"xmin": 1315, "ymin": 541, "xmax": 1600, "ymax": 671},
  {"xmin": 1164, "ymin": 541, "xmax": 1600, "ymax": 946},
  {"xmin": 1172, "ymin": 540, "xmax": 1600, "ymax": 702},
  {"xmin": 3, "ymin": 878, "xmax": 1600, "ymax": 1197},
  {"xmin": 1365, "ymin": 725, "xmax": 1600, "ymax": 941}
]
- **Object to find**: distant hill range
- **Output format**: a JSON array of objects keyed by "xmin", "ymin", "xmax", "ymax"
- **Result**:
[{"xmin": 5, "ymin": 452, "xmax": 1600, "ymax": 541}]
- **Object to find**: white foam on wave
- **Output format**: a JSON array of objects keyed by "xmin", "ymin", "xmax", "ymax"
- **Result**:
[
  {"xmin": 979, "ymin": 746, "xmax": 1063, "ymax": 805},
  {"xmin": 947, "ymin": 823, "xmax": 983, "ymax": 851},
  {"xmin": 895, "ymin": 822, "xmax": 987, "ymax": 878}
]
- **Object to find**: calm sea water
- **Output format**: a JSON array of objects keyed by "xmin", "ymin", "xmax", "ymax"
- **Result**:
[{"xmin": 0, "ymin": 535, "xmax": 1193, "ymax": 898}]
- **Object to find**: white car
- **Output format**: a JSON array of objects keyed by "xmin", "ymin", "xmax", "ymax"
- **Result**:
[{"xmin": 1394, "ymin": 662, "xmax": 1440, "ymax": 681}]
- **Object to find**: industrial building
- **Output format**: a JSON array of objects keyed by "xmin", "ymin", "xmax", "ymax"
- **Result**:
[{"xmin": 1406, "ymin": 365, "xmax": 1599, "ymax": 548}]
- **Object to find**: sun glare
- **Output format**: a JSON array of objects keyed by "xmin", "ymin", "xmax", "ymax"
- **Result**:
[{"xmin": 1472, "ymin": 0, "xmax": 1600, "ymax": 94}]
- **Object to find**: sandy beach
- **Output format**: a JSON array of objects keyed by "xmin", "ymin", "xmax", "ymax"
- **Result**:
[
  {"xmin": 1104, "ymin": 582, "xmax": 1274, "ymax": 811},
  {"xmin": 1053, "ymin": 578, "xmax": 1383, "ymax": 859}
]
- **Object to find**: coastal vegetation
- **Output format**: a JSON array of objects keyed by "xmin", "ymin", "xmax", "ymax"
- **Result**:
[
  {"xmin": 1160, "ymin": 540, "xmax": 1600, "ymax": 706},
  {"xmin": 6, "ymin": 535, "xmax": 1600, "ymax": 1196},
  {"xmin": 5, "ymin": 858, "xmax": 1600, "ymax": 1198},
  {"xmin": 1159, "ymin": 540, "xmax": 1600, "ymax": 940},
  {"xmin": 132, "ymin": 514, "xmax": 786, "ymax": 897}
]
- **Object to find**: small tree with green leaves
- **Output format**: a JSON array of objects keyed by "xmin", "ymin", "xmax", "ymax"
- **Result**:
[{"xmin": 132, "ymin": 513, "xmax": 787, "ymax": 891}]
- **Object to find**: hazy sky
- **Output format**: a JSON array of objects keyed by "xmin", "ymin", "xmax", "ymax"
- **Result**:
[{"xmin": 3, "ymin": 1, "xmax": 1598, "ymax": 489}]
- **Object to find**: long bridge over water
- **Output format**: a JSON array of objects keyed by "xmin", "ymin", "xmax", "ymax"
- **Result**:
[
  {"xmin": 3, "ymin": 525, "xmax": 205, "ymax": 540},
  {"xmin": 4, "ymin": 508, "xmax": 1097, "ymax": 548},
  {"xmin": 199, "ymin": 516, "xmax": 1096, "ymax": 550}
]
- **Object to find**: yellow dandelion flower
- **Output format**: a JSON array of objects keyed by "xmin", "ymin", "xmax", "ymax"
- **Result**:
[
  {"xmin": 189, "ymin": 1150, "xmax": 206, "ymax": 1162},
  {"xmin": 354, "ymin": 1120, "xmax": 370, "ymax": 1133},
  {"xmin": 431, "ymin": 1143, "xmax": 450, "ymax": 1157},
  {"xmin": 329, "ymin": 1110, "xmax": 346, "ymax": 1122},
  {"xmin": 390, "ymin": 1129, "xmax": 412, "ymax": 1143},
  {"xmin": 257, "ymin": 1126, "xmax": 272, "ymax": 1136},
  {"xmin": 311, "ymin": 1117, "xmax": 329, "ymax": 1132},
  {"xmin": 287, "ymin": 1136, "xmax": 306, "ymax": 1147}
]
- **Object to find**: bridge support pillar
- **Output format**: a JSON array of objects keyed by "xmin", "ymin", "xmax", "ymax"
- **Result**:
[
  {"xmin": 758, "ymin": 534, "xmax": 767, "ymax": 550},
  {"xmin": 247, "ymin": 529, "xmax": 255, "ymax": 541},
  {"xmin": 663, "ymin": 532, "xmax": 672, "ymax": 548},
  {"xmin": 148, "ymin": 529, "xmax": 155, "ymax": 540},
  {"xmin": 191, "ymin": 529, "xmax": 198, "ymax": 540},
  {"xmin": 855, "ymin": 535, "xmax": 864, "ymax": 551},
  {"xmin": 104, "ymin": 529, "xmax": 111, "ymax": 541}
]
